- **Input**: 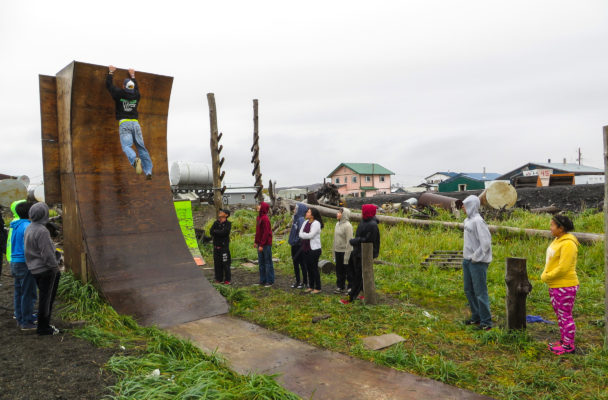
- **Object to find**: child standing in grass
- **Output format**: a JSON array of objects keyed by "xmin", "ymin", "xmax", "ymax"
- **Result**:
[
  {"xmin": 255, "ymin": 202, "xmax": 274, "ymax": 287},
  {"xmin": 210, "ymin": 209, "xmax": 232, "ymax": 284},
  {"xmin": 541, "ymin": 214, "xmax": 579, "ymax": 355},
  {"xmin": 461, "ymin": 195, "xmax": 492, "ymax": 331}
]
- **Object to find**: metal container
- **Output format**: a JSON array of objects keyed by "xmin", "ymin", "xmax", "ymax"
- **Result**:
[{"xmin": 169, "ymin": 162, "xmax": 213, "ymax": 186}]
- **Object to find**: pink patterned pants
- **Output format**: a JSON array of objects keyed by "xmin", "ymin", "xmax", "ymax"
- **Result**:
[{"xmin": 549, "ymin": 285, "xmax": 579, "ymax": 346}]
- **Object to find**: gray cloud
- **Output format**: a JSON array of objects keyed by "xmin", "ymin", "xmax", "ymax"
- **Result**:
[{"xmin": 2, "ymin": 0, "xmax": 608, "ymax": 189}]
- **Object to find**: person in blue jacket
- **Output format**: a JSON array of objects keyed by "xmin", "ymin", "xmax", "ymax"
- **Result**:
[
  {"xmin": 288, "ymin": 203, "xmax": 308, "ymax": 289},
  {"xmin": 10, "ymin": 201, "xmax": 37, "ymax": 330}
]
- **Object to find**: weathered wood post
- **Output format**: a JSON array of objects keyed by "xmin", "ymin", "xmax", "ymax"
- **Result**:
[
  {"xmin": 251, "ymin": 99, "xmax": 263, "ymax": 203},
  {"xmin": 603, "ymin": 125, "xmax": 608, "ymax": 347},
  {"xmin": 361, "ymin": 242, "xmax": 378, "ymax": 305},
  {"xmin": 505, "ymin": 257, "xmax": 532, "ymax": 330},
  {"xmin": 207, "ymin": 93, "xmax": 225, "ymax": 215}
]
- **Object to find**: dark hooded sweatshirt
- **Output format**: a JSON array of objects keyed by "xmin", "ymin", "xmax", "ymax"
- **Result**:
[
  {"xmin": 105, "ymin": 73, "xmax": 141, "ymax": 120},
  {"xmin": 288, "ymin": 203, "xmax": 307, "ymax": 246},
  {"xmin": 350, "ymin": 204, "xmax": 380, "ymax": 258},
  {"xmin": 255, "ymin": 202, "xmax": 273, "ymax": 247},
  {"xmin": 210, "ymin": 219, "xmax": 232, "ymax": 248},
  {"xmin": 24, "ymin": 203, "xmax": 58, "ymax": 275}
]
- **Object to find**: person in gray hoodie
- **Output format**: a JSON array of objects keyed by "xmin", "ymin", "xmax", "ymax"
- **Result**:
[
  {"xmin": 288, "ymin": 203, "xmax": 308, "ymax": 289},
  {"xmin": 24, "ymin": 202, "xmax": 61, "ymax": 336},
  {"xmin": 461, "ymin": 195, "xmax": 493, "ymax": 330},
  {"xmin": 332, "ymin": 208, "xmax": 353, "ymax": 293}
]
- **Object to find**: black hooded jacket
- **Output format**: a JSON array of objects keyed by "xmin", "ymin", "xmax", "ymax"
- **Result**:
[
  {"xmin": 349, "ymin": 217, "xmax": 380, "ymax": 259},
  {"xmin": 210, "ymin": 220, "xmax": 232, "ymax": 249},
  {"xmin": 105, "ymin": 73, "xmax": 140, "ymax": 120}
]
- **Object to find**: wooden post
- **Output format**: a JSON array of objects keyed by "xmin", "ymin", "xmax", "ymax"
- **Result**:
[
  {"xmin": 251, "ymin": 99, "xmax": 263, "ymax": 203},
  {"xmin": 361, "ymin": 242, "xmax": 378, "ymax": 305},
  {"xmin": 207, "ymin": 93, "xmax": 225, "ymax": 215},
  {"xmin": 603, "ymin": 125, "xmax": 608, "ymax": 347},
  {"xmin": 505, "ymin": 257, "xmax": 532, "ymax": 330},
  {"xmin": 80, "ymin": 251, "xmax": 88, "ymax": 284}
]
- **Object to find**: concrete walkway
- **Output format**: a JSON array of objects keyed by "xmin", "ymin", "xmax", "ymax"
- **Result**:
[{"xmin": 168, "ymin": 315, "xmax": 492, "ymax": 400}]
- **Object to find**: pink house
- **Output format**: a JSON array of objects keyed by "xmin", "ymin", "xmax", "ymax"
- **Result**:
[{"xmin": 327, "ymin": 163, "xmax": 394, "ymax": 197}]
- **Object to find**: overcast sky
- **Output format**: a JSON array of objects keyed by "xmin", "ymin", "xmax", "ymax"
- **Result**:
[{"xmin": 1, "ymin": 1, "xmax": 607, "ymax": 188}]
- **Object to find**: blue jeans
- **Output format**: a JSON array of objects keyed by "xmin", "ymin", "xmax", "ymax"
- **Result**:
[
  {"xmin": 462, "ymin": 259, "xmax": 492, "ymax": 327},
  {"xmin": 258, "ymin": 245, "xmax": 275, "ymax": 284},
  {"xmin": 11, "ymin": 262, "xmax": 37, "ymax": 326},
  {"xmin": 119, "ymin": 120, "xmax": 153, "ymax": 175}
]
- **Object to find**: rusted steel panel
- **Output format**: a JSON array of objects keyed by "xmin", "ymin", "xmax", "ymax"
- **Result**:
[
  {"xmin": 41, "ymin": 61, "xmax": 228, "ymax": 327},
  {"xmin": 38, "ymin": 75, "xmax": 62, "ymax": 205}
]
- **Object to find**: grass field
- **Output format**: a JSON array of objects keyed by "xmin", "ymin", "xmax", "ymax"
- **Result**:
[
  {"xmin": 57, "ymin": 273, "xmax": 299, "ymax": 399},
  {"xmin": 200, "ymin": 208, "xmax": 608, "ymax": 400}
]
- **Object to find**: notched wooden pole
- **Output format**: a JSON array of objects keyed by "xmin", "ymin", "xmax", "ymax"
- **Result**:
[
  {"xmin": 251, "ymin": 99, "xmax": 263, "ymax": 203},
  {"xmin": 505, "ymin": 257, "xmax": 532, "ymax": 330},
  {"xmin": 207, "ymin": 93, "xmax": 225, "ymax": 215}
]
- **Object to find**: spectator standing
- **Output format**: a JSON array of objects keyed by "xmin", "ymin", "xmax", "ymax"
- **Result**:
[
  {"xmin": 541, "ymin": 214, "xmax": 579, "ymax": 355},
  {"xmin": 288, "ymin": 203, "xmax": 308, "ymax": 289},
  {"xmin": 461, "ymin": 195, "xmax": 493, "ymax": 331},
  {"xmin": 254, "ymin": 202, "xmax": 274, "ymax": 287},
  {"xmin": 209, "ymin": 209, "xmax": 232, "ymax": 284},
  {"xmin": 25, "ymin": 203, "xmax": 61, "ymax": 336},
  {"xmin": 333, "ymin": 208, "xmax": 353, "ymax": 294},
  {"xmin": 299, "ymin": 208, "xmax": 324, "ymax": 294},
  {"xmin": 341, "ymin": 204, "xmax": 380, "ymax": 304},
  {"xmin": 10, "ymin": 201, "xmax": 37, "ymax": 330}
]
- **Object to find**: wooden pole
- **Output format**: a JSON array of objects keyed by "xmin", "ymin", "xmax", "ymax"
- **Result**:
[
  {"xmin": 505, "ymin": 257, "xmax": 532, "ymax": 330},
  {"xmin": 207, "ymin": 93, "xmax": 224, "ymax": 215},
  {"xmin": 603, "ymin": 125, "xmax": 608, "ymax": 347},
  {"xmin": 251, "ymin": 99, "xmax": 263, "ymax": 203},
  {"xmin": 361, "ymin": 242, "xmax": 377, "ymax": 305},
  {"xmin": 282, "ymin": 201, "xmax": 604, "ymax": 244}
]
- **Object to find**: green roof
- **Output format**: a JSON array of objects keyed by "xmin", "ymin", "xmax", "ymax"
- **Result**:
[
  {"xmin": 327, "ymin": 163, "xmax": 395, "ymax": 177},
  {"xmin": 359, "ymin": 186, "xmax": 377, "ymax": 190}
]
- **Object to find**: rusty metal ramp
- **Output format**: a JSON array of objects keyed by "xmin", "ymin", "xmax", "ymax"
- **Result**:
[{"xmin": 39, "ymin": 61, "xmax": 228, "ymax": 328}]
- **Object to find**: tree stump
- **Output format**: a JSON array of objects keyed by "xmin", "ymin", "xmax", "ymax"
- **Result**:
[
  {"xmin": 505, "ymin": 257, "xmax": 532, "ymax": 330},
  {"xmin": 318, "ymin": 260, "xmax": 335, "ymax": 274}
]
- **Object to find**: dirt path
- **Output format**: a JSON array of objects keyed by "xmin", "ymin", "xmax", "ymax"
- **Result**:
[{"xmin": 0, "ymin": 268, "xmax": 116, "ymax": 400}]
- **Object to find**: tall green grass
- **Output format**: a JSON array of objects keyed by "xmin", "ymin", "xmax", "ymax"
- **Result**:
[
  {"xmin": 201, "ymin": 208, "xmax": 608, "ymax": 400},
  {"xmin": 57, "ymin": 273, "xmax": 299, "ymax": 400}
]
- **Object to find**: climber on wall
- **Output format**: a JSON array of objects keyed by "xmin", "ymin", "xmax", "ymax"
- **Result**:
[{"xmin": 105, "ymin": 65, "xmax": 153, "ymax": 180}]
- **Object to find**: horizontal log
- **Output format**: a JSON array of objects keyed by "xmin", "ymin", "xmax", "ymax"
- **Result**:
[{"xmin": 283, "ymin": 200, "xmax": 603, "ymax": 245}]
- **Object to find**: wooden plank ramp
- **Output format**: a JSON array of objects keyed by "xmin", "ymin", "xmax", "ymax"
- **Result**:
[{"xmin": 39, "ymin": 61, "xmax": 228, "ymax": 328}]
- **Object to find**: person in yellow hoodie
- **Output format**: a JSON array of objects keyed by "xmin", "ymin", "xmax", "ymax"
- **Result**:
[{"xmin": 541, "ymin": 214, "xmax": 579, "ymax": 355}]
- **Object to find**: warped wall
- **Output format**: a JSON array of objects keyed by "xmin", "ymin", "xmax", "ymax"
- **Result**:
[{"xmin": 39, "ymin": 61, "xmax": 228, "ymax": 327}]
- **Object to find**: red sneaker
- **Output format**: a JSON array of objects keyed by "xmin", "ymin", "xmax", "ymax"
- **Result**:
[
  {"xmin": 357, "ymin": 295, "xmax": 365, "ymax": 300},
  {"xmin": 224, "ymin": 281, "xmax": 231, "ymax": 285},
  {"xmin": 339, "ymin": 299, "xmax": 351, "ymax": 305}
]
